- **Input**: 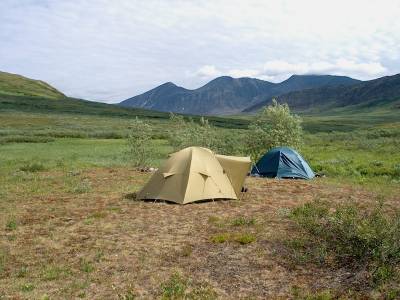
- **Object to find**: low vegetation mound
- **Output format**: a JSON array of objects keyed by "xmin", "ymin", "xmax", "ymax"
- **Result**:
[{"xmin": 288, "ymin": 199, "xmax": 400, "ymax": 289}]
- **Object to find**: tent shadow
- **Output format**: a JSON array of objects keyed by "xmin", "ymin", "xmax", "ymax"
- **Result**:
[{"xmin": 123, "ymin": 192, "xmax": 235, "ymax": 205}]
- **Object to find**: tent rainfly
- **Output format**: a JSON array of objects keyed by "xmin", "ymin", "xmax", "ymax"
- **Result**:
[
  {"xmin": 137, "ymin": 147, "xmax": 251, "ymax": 204},
  {"xmin": 251, "ymin": 147, "xmax": 315, "ymax": 179},
  {"xmin": 215, "ymin": 154, "xmax": 252, "ymax": 196}
]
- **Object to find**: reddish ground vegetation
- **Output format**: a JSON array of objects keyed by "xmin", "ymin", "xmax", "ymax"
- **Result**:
[{"xmin": 0, "ymin": 168, "xmax": 398, "ymax": 299}]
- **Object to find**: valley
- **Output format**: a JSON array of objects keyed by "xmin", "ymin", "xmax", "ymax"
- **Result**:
[{"xmin": 1, "ymin": 71, "xmax": 399, "ymax": 299}]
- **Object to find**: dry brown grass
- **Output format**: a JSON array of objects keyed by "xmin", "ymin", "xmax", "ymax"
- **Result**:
[{"xmin": 0, "ymin": 168, "xmax": 399, "ymax": 299}]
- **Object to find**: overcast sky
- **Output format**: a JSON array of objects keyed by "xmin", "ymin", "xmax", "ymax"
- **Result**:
[{"xmin": 1, "ymin": 0, "xmax": 399, "ymax": 103}]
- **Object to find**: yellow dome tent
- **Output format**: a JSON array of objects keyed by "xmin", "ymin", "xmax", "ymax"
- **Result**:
[{"xmin": 137, "ymin": 147, "xmax": 251, "ymax": 204}]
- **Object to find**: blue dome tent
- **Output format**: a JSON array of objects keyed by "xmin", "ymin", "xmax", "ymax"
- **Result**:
[{"xmin": 251, "ymin": 147, "xmax": 314, "ymax": 179}]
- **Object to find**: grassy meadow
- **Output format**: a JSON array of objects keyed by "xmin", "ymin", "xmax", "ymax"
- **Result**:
[{"xmin": 1, "ymin": 96, "xmax": 400, "ymax": 299}]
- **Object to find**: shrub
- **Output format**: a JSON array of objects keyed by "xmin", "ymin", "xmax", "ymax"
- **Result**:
[
  {"xmin": 210, "ymin": 233, "xmax": 229, "ymax": 244},
  {"xmin": 234, "ymin": 233, "xmax": 256, "ymax": 244},
  {"xmin": 19, "ymin": 162, "xmax": 47, "ymax": 172},
  {"xmin": 167, "ymin": 113, "xmax": 245, "ymax": 155},
  {"xmin": 167, "ymin": 114, "xmax": 217, "ymax": 151},
  {"xmin": 288, "ymin": 199, "xmax": 400, "ymax": 285},
  {"xmin": 6, "ymin": 218, "xmax": 17, "ymax": 231},
  {"xmin": 126, "ymin": 118, "xmax": 156, "ymax": 168},
  {"xmin": 80, "ymin": 259, "xmax": 94, "ymax": 273},
  {"xmin": 20, "ymin": 283, "xmax": 35, "ymax": 292},
  {"xmin": 247, "ymin": 99, "xmax": 303, "ymax": 161},
  {"xmin": 41, "ymin": 265, "xmax": 69, "ymax": 281},
  {"xmin": 160, "ymin": 272, "xmax": 188, "ymax": 299},
  {"xmin": 210, "ymin": 232, "xmax": 256, "ymax": 244}
]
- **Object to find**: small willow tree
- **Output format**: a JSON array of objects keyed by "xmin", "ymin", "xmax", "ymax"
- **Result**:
[
  {"xmin": 126, "ymin": 117, "xmax": 155, "ymax": 167},
  {"xmin": 247, "ymin": 99, "xmax": 303, "ymax": 161},
  {"xmin": 167, "ymin": 113, "xmax": 245, "ymax": 155},
  {"xmin": 167, "ymin": 113, "xmax": 218, "ymax": 151}
]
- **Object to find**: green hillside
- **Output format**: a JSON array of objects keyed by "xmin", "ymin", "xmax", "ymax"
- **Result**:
[
  {"xmin": 0, "ymin": 71, "xmax": 65, "ymax": 99},
  {"xmin": 0, "ymin": 94, "xmax": 249, "ymax": 129}
]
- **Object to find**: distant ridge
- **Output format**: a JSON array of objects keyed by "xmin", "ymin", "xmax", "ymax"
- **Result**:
[
  {"xmin": 0, "ymin": 71, "xmax": 65, "ymax": 99},
  {"xmin": 119, "ymin": 74, "xmax": 359, "ymax": 115},
  {"xmin": 244, "ymin": 73, "xmax": 400, "ymax": 113}
]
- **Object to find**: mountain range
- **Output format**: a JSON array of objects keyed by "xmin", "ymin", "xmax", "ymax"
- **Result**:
[
  {"xmin": 119, "ymin": 75, "xmax": 361, "ymax": 115},
  {"xmin": 1, "ymin": 70, "xmax": 399, "ymax": 116},
  {"xmin": 244, "ymin": 73, "xmax": 400, "ymax": 113}
]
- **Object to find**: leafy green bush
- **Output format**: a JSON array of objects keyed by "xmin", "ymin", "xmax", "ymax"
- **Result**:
[
  {"xmin": 288, "ymin": 200, "xmax": 400, "ymax": 285},
  {"xmin": 20, "ymin": 283, "xmax": 35, "ymax": 292},
  {"xmin": 210, "ymin": 232, "xmax": 256, "ymax": 244},
  {"xmin": 167, "ymin": 113, "xmax": 245, "ymax": 155},
  {"xmin": 356, "ymin": 164, "xmax": 400, "ymax": 178},
  {"xmin": 19, "ymin": 162, "xmax": 47, "ymax": 172},
  {"xmin": 126, "ymin": 118, "xmax": 156, "ymax": 167},
  {"xmin": 234, "ymin": 233, "xmax": 256, "ymax": 244},
  {"xmin": 41, "ymin": 265, "xmax": 70, "ymax": 281},
  {"xmin": 160, "ymin": 272, "xmax": 188, "ymax": 299},
  {"xmin": 6, "ymin": 219, "xmax": 17, "ymax": 231},
  {"xmin": 167, "ymin": 114, "xmax": 217, "ymax": 151},
  {"xmin": 79, "ymin": 259, "xmax": 94, "ymax": 273},
  {"xmin": 210, "ymin": 233, "xmax": 230, "ymax": 244},
  {"xmin": 247, "ymin": 99, "xmax": 303, "ymax": 161}
]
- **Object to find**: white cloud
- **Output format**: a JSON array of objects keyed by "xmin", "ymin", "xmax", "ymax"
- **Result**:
[
  {"xmin": 334, "ymin": 59, "xmax": 386, "ymax": 76},
  {"xmin": 0, "ymin": 0, "xmax": 399, "ymax": 102},
  {"xmin": 196, "ymin": 65, "xmax": 222, "ymax": 78},
  {"xmin": 227, "ymin": 68, "xmax": 260, "ymax": 78},
  {"xmin": 194, "ymin": 59, "xmax": 387, "ymax": 83},
  {"xmin": 261, "ymin": 59, "xmax": 386, "ymax": 79},
  {"xmin": 195, "ymin": 66, "xmax": 260, "ymax": 79},
  {"xmin": 262, "ymin": 61, "xmax": 308, "ymax": 76}
]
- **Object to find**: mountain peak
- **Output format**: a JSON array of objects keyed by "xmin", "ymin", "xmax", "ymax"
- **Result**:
[
  {"xmin": 213, "ymin": 75, "xmax": 234, "ymax": 81},
  {"xmin": 150, "ymin": 81, "xmax": 186, "ymax": 93},
  {"xmin": 206, "ymin": 76, "xmax": 234, "ymax": 85},
  {"xmin": 160, "ymin": 81, "xmax": 178, "ymax": 87}
]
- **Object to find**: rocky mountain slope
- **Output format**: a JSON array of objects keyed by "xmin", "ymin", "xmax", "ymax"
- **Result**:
[{"xmin": 120, "ymin": 75, "xmax": 359, "ymax": 115}]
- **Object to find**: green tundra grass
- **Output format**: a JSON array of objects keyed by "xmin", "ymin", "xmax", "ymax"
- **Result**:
[{"xmin": 1, "ymin": 94, "xmax": 399, "ymax": 187}]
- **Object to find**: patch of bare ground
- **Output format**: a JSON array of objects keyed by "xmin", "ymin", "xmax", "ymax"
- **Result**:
[{"xmin": 0, "ymin": 168, "xmax": 398, "ymax": 299}]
